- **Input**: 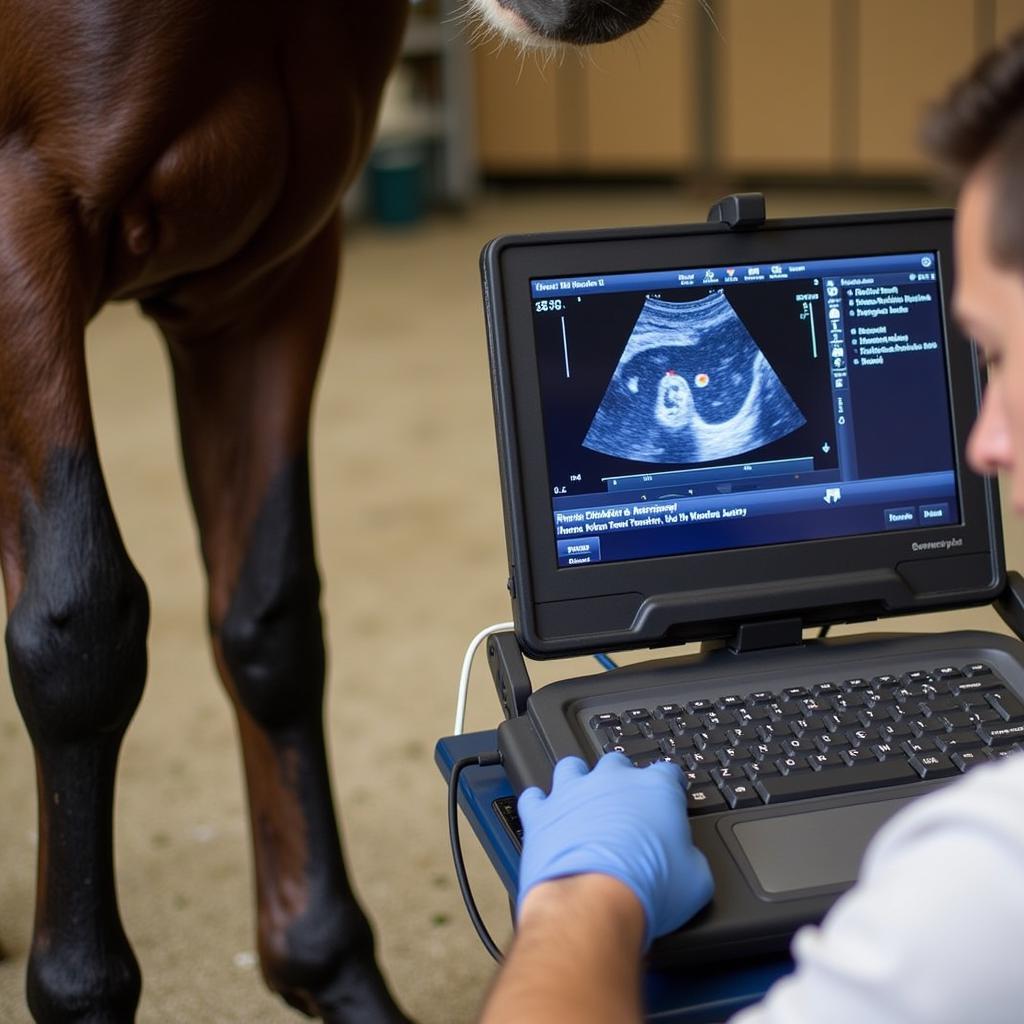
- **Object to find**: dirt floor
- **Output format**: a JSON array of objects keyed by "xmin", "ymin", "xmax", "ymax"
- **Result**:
[{"xmin": 1, "ymin": 185, "xmax": 1021, "ymax": 1023}]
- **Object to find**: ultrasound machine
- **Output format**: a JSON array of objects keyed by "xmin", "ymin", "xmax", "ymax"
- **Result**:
[{"xmin": 439, "ymin": 196, "xmax": 1024, "ymax": 984}]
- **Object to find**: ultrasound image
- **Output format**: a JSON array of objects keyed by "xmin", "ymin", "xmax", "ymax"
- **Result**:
[{"xmin": 582, "ymin": 292, "xmax": 806, "ymax": 464}]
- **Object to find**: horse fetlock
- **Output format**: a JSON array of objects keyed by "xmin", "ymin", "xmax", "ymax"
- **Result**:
[{"xmin": 259, "ymin": 905, "xmax": 410, "ymax": 1024}]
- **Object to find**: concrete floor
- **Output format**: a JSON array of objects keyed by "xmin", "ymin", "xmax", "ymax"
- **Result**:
[{"xmin": 1, "ymin": 185, "xmax": 1021, "ymax": 1023}]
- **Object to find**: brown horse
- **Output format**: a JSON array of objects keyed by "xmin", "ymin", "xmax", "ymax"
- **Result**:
[{"xmin": 0, "ymin": 1, "xmax": 664, "ymax": 1021}]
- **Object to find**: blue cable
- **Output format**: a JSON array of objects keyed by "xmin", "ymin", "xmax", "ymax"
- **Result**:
[{"xmin": 594, "ymin": 652, "xmax": 618, "ymax": 671}]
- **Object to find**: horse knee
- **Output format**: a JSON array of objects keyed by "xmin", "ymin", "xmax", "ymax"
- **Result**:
[
  {"xmin": 5, "ymin": 456, "xmax": 149, "ymax": 745},
  {"xmin": 218, "ymin": 552, "xmax": 324, "ymax": 729}
]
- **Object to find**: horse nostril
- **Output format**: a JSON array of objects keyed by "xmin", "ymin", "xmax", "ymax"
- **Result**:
[{"xmin": 496, "ymin": 0, "xmax": 665, "ymax": 45}]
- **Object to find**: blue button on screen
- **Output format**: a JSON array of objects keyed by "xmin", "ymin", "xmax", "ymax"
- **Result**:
[
  {"xmin": 919, "ymin": 502, "xmax": 951, "ymax": 524},
  {"xmin": 884, "ymin": 506, "xmax": 918, "ymax": 529},
  {"xmin": 557, "ymin": 537, "xmax": 602, "ymax": 565}
]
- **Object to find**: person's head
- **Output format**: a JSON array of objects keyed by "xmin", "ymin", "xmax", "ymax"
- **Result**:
[{"xmin": 926, "ymin": 32, "xmax": 1024, "ymax": 510}]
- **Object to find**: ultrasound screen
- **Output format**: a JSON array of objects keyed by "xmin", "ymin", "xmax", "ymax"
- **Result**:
[{"xmin": 529, "ymin": 252, "xmax": 960, "ymax": 568}]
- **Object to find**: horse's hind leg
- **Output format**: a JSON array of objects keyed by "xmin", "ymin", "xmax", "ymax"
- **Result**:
[
  {"xmin": 0, "ymin": 163, "xmax": 147, "ymax": 1022},
  {"xmin": 157, "ymin": 212, "xmax": 410, "ymax": 1024}
]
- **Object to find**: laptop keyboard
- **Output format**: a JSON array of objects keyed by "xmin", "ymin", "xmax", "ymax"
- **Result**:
[{"xmin": 586, "ymin": 663, "xmax": 1024, "ymax": 815}]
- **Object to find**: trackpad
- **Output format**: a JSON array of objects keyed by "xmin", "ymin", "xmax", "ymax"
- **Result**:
[{"xmin": 732, "ymin": 796, "xmax": 915, "ymax": 895}]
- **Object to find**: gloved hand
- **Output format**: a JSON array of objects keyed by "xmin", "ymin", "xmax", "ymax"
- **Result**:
[{"xmin": 516, "ymin": 752, "xmax": 714, "ymax": 948}]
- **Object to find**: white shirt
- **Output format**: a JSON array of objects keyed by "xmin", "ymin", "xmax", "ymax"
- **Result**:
[{"xmin": 731, "ymin": 754, "xmax": 1024, "ymax": 1024}]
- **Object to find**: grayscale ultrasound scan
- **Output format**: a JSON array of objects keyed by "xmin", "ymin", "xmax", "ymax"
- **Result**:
[{"xmin": 583, "ymin": 291, "xmax": 806, "ymax": 464}]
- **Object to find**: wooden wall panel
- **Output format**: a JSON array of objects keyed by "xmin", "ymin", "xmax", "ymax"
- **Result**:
[
  {"xmin": 856, "ymin": 1, "xmax": 977, "ymax": 173},
  {"xmin": 475, "ymin": 45, "xmax": 573, "ymax": 172},
  {"xmin": 996, "ymin": 0, "xmax": 1024, "ymax": 40},
  {"xmin": 714, "ymin": 0, "xmax": 836, "ymax": 173},
  {"xmin": 582, "ymin": 9, "xmax": 696, "ymax": 172}
]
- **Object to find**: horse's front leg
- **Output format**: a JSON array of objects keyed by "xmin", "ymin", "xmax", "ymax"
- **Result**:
[
  {"xmin": 0, "ymin": 165, "xmax": 147, "ymax": 1022},
  {"xmin": 157, "ymin": 213, "xmax": 411, "ymax": 1024}
]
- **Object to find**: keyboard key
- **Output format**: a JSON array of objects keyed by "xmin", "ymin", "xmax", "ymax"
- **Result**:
[
  {"xmin": 857, "ymin": 708, "xmax": 886, "ymax": 729},
  {"xmin": 826, "ymin": 711, "xmax": 862, "ymax": 732},
  {"xmin": 683, "ymin": 769, "xmax": 712, "ymax": 788},
  {"xmin": 775, "ymin": 756, "xmax": 813, "ymax": 775},
  {"xmin": 909, "ymin": 754, "xmax": 959, "ymax": 780},
  {"xmin": 908, "ymin": 716, "xmax": 948, "ymax": 737},
  {"xmin": 750, "ymin": 742, "xmax": 784, "ymax": 762},
  {"xmin": 833, "ymin": 692, "xmax": 868, "ymax": 709},
  {"xmin": 840, "ymin": 746, "xmax": 874, "ymax": 766},
  {"xmin": 843, "ymin": 677, "xmax": 873, "ymax": 691},
  {"xmin": 686, "ymin": 699, "xmax": 715, "ymax": 714},
  {"xmin": 661, "ymin": 737, "xmax": 693, "ymax": 760},
  {"xmin": 716, "ymin": 746, "xmax": 752, "ymax": 767},
  {"xmin": 807, "ymin": 752, "xmax": 847, "ymax": 771},
  {"xmin": 791, "ymin": 716, "xmax": 826, "ymax": 738},
  {"xmin": 727, "ymin": 725, "xmax": 762, "ymax": 745},
  {"xmin": 963, "ymin": 663, "xmax": 993, "ymax": 677},
  {"xmin": 694, "ymin": 729, "xmax": 730, "ymax": 751},
  {"xmin": 670, "ymin": 714, "xmax": 703, "ymax": 734},
  {"xmin": 605, "ymin": 722, "xmax": 641, "ymax": 740},
  {"xmin": 815, "ymin": 733, "xmax": 849, "ymax": 754},
  {"xmin": 877, "ymin": 722, "xmax": 914, "ymax": 742},
  {"xmin": 686, "ymin": 786, "xmax": 728, "ymax": 814},
  {"xmin": 950, "ymin": 676, "xmax": 1001, "ymax": 695},
  {"xmin": 986, "ymin": 692, "xmax": 1024, "ymax": 722},
  {"xmin": 589, "ymin": 712, "xmax": 621, "ymax": 730},
  {"xmin": 639, "ymin": 719, "xmax": 674, "ymax": 740},
  {"xmin": 871, "ymin": 674, "xmax": 900, "ymax": 689},
  {"xmin": 799, "ymin": 698, "xmax": 831, "ymax": 715},
  {"xmin": 716, "ymin": 695, "xmax": 746, "ymax": 710},
  {"xmin": 813, "ymin": 682, "xmax": 842, "ymax": 696},
  {"xmin": 744, "ymin": 761, "xmax": 781, "ymax": 780},
  {"xmin": 757, "ymin": 721, "xmax": 795, "ymax": 741},
  {"xmin": 779, "ymin": 738, "xmax": 819, "ymax": 757},
  {"xmin": 870, "ymin": 742, "xmax": 898, "ymax": 761},
  {"xmin": 952, "ymin": 750, "xmax": 989, "ymax": 772},
  {"xmin": 710, "ymin": 766, "xmax": 744, "ymax": 786},
  {"xmin": 902, "ymin": 670, "xmax": 934, "ymax": 686},
  {"xmin": 755, "ymin": 759, "xmax": 919, "ymax": 804},
  {"xmin": 918, "ymin": 696, "xmax": 962, "ymax": 716},
  {"xmin": 942, "ymin": 711, "xmax": 977, "ymax": 732},
  {"xmin": 721, "ymin": 781, "xmax": 763, "ymax": 810},
  {"xmin": 654, "ymin": 704, "xmax": 684, "ymax": 719},
  {"xmin": 748, "ymin": 691, "xmax": 775, "ymax": 704},
  {"xmin": 685, "ymin": 751, "xmax": 716, "ymax": 771},
  {"xmin": 934, "ymin": 731, "xmax": 986, "ymax": 753},
  {"xmin": 933, "ymin": 666, "xmax": 963, "ymax": 680},
  {"xmin": 621, "ymin": 708, "xmax": 652, "ymax": 723},
  {"xmin": 990, "ymin": 747, "xmax": 1023, "ymax": 761},
  {"xmin": 604, "ymin": 737, "xmax": 660, "ymax": 758},
  {"xmin": 979, "ymin": 722, "xmax": 1024, "ymax": 747},
  {"xmin": 900, "ymin": 738, "xmax": 938, "ymax": 758},
  {"xmin": 958, "ymin": 692, "xmax": 996, "ymax": 709},
  {"xmin": 783, "ymin": 687, "xmax": 810, "ymax": 701},
  {"xmin": 768, "ymin": 701, "xmax": 804, "ymax": 722}
]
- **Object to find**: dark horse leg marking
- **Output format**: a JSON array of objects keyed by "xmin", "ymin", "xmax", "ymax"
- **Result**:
[
  {"xmin": 6, "ymin": 452, "xmax": 148, "ymax": 1022},
  {"xmin": 160, "ymin": 214, "xmax": 410, "ymax": 1023},
  {"xmin": 0, "ymin": 161, "xmax": 146, "ymax": 1022}
]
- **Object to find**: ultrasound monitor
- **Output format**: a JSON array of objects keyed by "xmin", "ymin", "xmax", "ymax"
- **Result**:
[
  {"xmin": 483, "ymin": 210, "xmax": 1002, "ymax": 657},
  {"xmin": 530, "ymin": 251, "xmax": 957, "ymax": 568}
]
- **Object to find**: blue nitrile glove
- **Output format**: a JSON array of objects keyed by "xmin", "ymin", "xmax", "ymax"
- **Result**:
[{"xmin": 516, "ymin": 752, "xmax": 714, "ymax": 949}]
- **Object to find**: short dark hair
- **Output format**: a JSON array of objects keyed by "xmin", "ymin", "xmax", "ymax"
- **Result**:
[{"xmin": 924, "ymin": 28, "xmax": 1024, "ymax": 265}]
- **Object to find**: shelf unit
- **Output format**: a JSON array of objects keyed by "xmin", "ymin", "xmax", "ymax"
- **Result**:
[{"xmin": 371, "ymin": 0, "xmax": 478, "ymax": 208}]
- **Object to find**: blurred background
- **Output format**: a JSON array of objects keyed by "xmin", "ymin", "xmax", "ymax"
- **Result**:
[{"xmin": 2, "ymin": 2, "xmax": 1023, "ymax": 1022}]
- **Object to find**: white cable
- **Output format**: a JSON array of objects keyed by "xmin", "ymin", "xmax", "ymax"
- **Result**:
[{"xmin": 453, "ymin": 621, "xmax": 515, "ymax": 735}]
